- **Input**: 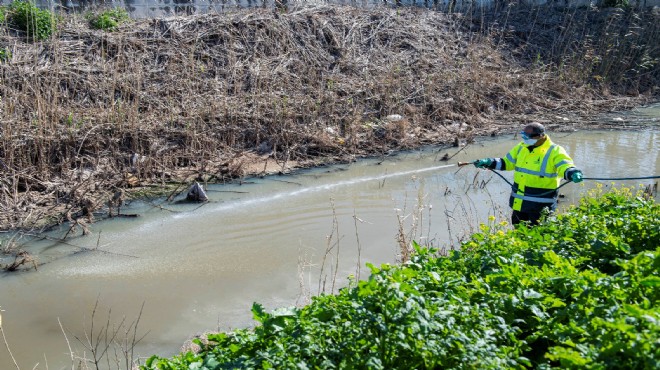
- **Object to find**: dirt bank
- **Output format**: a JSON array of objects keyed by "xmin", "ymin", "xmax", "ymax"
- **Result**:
[{"xmin": 0, "ymin": 4, "xmax": 658, "ymax": 232}]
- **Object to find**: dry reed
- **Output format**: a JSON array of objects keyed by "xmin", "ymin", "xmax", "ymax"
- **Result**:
[{"xmin": 0, "ymin": 4, "xmax": 657, "ymax": 231}]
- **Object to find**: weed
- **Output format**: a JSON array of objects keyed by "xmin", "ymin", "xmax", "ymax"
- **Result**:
[
  {"xmin": 88, "ymin": 7, "xmax": 130, "ymax": 31},
  {"xmin": 6, "ymin": 0, "xmax": 56, "ymax": 41},
  {"xmin": 57, "ymin": 299, "xmax": 148, "ymax": 369},
  {"xmin": 0, "ymin": 47, "xmax": 11, "ymax": 62},
  {"xmin": 0, "ymin": 305, "xmax": 20, "ymax": 370}
]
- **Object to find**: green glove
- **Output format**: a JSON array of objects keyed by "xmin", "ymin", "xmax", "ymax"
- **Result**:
[
  {"xmin": 473, "ymin": 158, "xmax": 493, "ymax": 169},
  {"xmin": 571, "ymin": 170, "xmax": 583, "ymax": 183}
]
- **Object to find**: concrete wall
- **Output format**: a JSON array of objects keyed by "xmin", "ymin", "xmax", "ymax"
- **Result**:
[{"xmin": 1, "ymin": 0, "xmax": 658, "ymax": 18}]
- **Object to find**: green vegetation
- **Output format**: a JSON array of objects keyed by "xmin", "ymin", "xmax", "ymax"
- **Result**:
[
  {"xmin": 5, "ymin": 0, "xmax": 56, "ymax": 41},
  {"xmin": 88, "ymin": 7, "xmax": 130, "ymax": 31},
  {"xmin": 143, "ymin": 187, "xmax": 659, "ymax": 369},
  {"xmin": 0, "ymin": 47, "xmax": 10, "ymax": 62}
]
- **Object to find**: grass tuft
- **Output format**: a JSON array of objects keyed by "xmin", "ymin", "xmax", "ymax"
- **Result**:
[{"xmin": 88, "ymin": 7, "xmax": 130, "ymax": 31}]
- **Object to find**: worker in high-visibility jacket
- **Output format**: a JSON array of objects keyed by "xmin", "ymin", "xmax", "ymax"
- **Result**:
[{"xmin": 473, "ymin": 122, "xmax": 583, "ymax": 226}]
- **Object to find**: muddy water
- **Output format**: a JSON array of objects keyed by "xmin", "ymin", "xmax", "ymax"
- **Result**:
[{"xmin": 1, "ymin": 110, "xmax": 658, "ymax": 368}]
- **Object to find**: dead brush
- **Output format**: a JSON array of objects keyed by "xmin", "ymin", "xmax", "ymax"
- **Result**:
[
  {"xmin": 0, "ymin": 236, "xmax": 17, "ymax": 255},
  {"xmin": 1, "ymin": 235, "xmax": 38, "ymax": 272},
  {"xmin": 642, "ymin": 181, "xmax": 658, "ymax": 199},
  {"xmin": 1, "ymin": 235, "xmax": 37, "ymax": 271},
  {"xmin": 56, "ymin": 300, "xmax": 148, "ymax": 370},
  {"xmin": 317, "ymin": 198, "xmax": 341, "ymax": 295},
  {"xmin": 0, "ymin": 304, "xmax": 20, "ymax": 370},
  {"xmin": 2, "ymin": 250, "xmax": 38, "ymax": 272},
  {"xmin": 0, "ymin": 5, "xmax": 657, "ymax": 231},
  {"xmin": 395, "ymin": 181, "xmax": 432, "ymax": 264}
]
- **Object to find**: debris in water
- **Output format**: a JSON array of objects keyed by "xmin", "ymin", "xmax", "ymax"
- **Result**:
[{"xmin": 186, "ymin": 182, "xmax": 209, "ymax": 202}]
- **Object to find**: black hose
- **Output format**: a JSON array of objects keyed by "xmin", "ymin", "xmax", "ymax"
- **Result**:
[
  {"xmin": 485, "ymin": 170, "xmax": 659, "ymax": 198},
  {"xmin": 583, "ymin": 176, "xmax": 660, "ymax": 181}
]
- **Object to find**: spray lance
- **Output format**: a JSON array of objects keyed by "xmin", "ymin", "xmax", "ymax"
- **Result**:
[{"xmin": 456, "ymin": 161, "xmax": 660, "ymax": 195}]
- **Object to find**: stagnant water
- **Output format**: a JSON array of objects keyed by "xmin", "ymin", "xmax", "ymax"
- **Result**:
[{"xmin": 1, "ymin": 106, "xmax": 658, "ymax": 369}]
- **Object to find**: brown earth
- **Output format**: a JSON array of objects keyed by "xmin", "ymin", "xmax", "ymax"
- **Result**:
[{"xmin": 0, "ymin": 4, "xmax": 658, "ymax": 232}]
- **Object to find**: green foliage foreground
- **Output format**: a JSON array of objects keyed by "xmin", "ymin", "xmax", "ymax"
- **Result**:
[{"xmin": 144, "ymin": 188, "xmax": 659, "ymax": 369}]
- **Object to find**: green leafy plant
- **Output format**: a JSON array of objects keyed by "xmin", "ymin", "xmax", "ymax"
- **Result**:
[
  {"xmin": 0, "ymin": 48, "xmax": 10, "ymax": 62},
  {"xmin": 6, "ymin": 0, "xmax": 56, "ymax": 41},
  {"xmin": 88, "ymin": 8, "xmax": 129, "ymax": 31},
  {"xmin": 143, "ymin": 188, "xmax": 658, "ymax": 369}
]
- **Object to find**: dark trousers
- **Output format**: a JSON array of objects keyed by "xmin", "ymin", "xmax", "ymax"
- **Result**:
[{"xmin": 512, "ymin": 209, "xmax": 551, "ymax": 226}]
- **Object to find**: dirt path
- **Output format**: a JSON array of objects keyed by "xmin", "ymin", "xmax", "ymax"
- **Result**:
[{"xmin": 0, "ymin": 4, "xmax": 657, "ymax": 232}]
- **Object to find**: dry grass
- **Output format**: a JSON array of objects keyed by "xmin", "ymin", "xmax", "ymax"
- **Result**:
[{"xmin": 0, "ymin": 4, "xmax": 657, "ymax": 231}]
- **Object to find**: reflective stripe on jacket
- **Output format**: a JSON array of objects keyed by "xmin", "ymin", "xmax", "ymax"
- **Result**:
[{"xmin": 493, "ymin": 136, "xmax": 575, "ymax": 212}]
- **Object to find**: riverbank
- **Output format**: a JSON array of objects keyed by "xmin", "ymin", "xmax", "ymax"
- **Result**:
[{"xmin": 0, "ymin": 4, "xmax": 658, "ymax": 231}]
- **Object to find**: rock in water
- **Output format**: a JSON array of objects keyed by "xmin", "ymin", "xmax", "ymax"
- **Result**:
[{"xmin": 186, "ymin": 182, "xmax": 209, "ymax": 202}]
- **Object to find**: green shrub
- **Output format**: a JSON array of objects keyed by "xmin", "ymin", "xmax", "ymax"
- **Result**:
[
  {"xmin": 0, "ymin": 6, "xmax": 6, "ymax": 23},
  {"xmin": 0, "ymin": 48, "xmax": 11, "ymax": 62},
  {"xmin": 143, "ymin": 188, "xmax": 659, "ymax": 369},
  {"xmin": 6, "ymin": 1, "xmax": 56, "ymax": 41},
  {"xmin": 88, "ymin": 8, "xmax": 129, "ymax": 31}
]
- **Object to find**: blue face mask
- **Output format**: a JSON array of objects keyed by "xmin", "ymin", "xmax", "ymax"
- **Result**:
[{"xmin": 521, "ymin": 132, "xmax": 541, "ymax": 146}]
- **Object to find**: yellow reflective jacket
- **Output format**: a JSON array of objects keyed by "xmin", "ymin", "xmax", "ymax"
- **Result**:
[{"xmin": 492, "ymin": 136, "xmax": 577, "ymax": 212}]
